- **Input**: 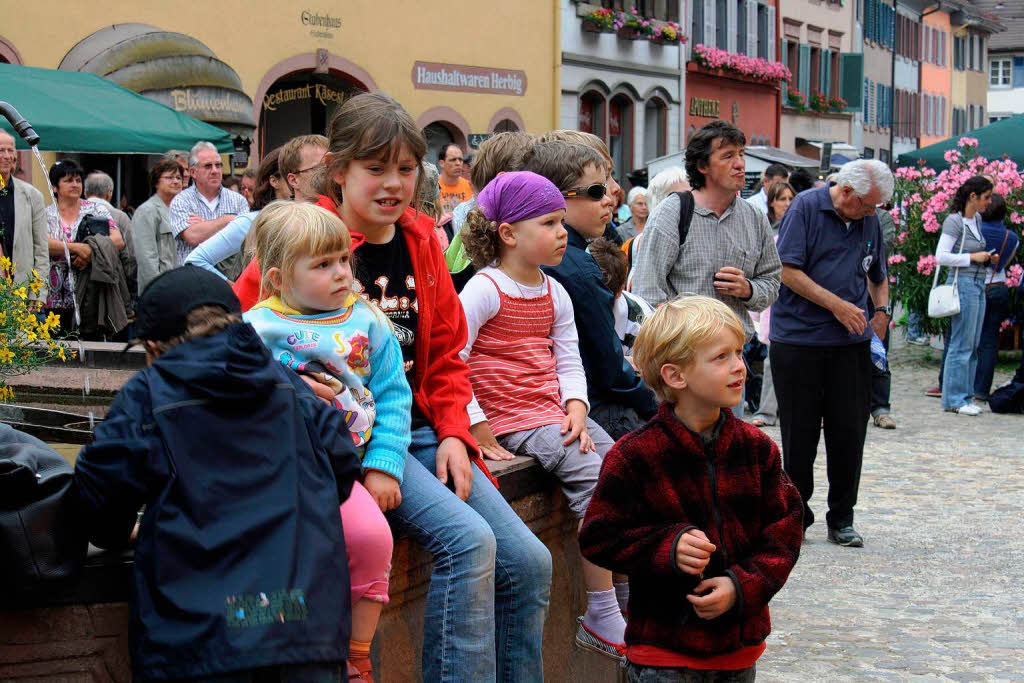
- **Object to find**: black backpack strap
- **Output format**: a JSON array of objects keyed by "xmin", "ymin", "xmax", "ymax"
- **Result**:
[{"xmin": 675, "ymin": 191, "xmax": 695, "ymax": 247}]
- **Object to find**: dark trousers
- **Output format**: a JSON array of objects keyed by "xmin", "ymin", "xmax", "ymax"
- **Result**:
[
  {"xmin": 869, "ymin": 326, "xmax": 891, "ymax": 416},
  {"xmin": 771, "ymin": 341, "xmax": 871, "ymax": 530},
  {"xmin": 627, "ymin": 663, "xmax": 755, "ymax": 682},
  {"xmin": 974, "ymin": 283, "xmax": 1010, "ymax": 400}
]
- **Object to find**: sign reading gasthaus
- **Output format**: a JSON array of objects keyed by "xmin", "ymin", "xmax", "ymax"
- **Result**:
[{"xmin": 412, "ymin": 61, "xmax": 526, "ymax": 96}]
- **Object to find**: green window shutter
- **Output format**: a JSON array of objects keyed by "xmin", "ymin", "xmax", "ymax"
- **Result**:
[
  {"xmin": 781, "ymin": 39, "xmax": 789, "ymax": 85},
  {"xmin": 798, "ymin": 43, "xmax": 811, "ymax": 96},
  {"xmin": 822, "ymin": 49, "xmax": 832, "ymax": 95},
  {"xmin": 839, "ymin": 53, "xmax": 864, "ymax": 111},
  {"xmin": 865, "ymin": 0, "xmax": 874, "ymax": 42}
]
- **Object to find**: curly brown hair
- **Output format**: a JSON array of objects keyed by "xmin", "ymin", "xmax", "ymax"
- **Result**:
[
  {"xmin": 588, "ymin": 237, "xmax": 627, "ymax": 296},
  {"xmin": 461, "ymin": 207, "xmax": 503, "ymax": 269}
]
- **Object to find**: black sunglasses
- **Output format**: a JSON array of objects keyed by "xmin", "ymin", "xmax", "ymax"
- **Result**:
[{"xmin": 561, "ymin": 183, "xmax": 607, "ymax": 201}]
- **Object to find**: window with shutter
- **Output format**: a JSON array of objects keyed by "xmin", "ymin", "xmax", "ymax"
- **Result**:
[
  {"xmin": 820, "ymin": 49, "xmax": 830, "ymax": 94},
  {"xmin": 798, "ymin": 43, "xmax": 811, "ymax": 96},
  {"xmin": 864, "ymin": 78, "xmax": 871, "ymax": 124},
  {"xmin": 837, "ymin": 53, "xmax": 864, "ymax": 112},
  {"xmin": 705, "ymin": 0, "xmax": 717, "ymax": 48},
  {"xmin": 736, "ymin": 0, "xmax": 747, "ymax": 54},
  {"xmin": 717, "ymin": 0, "xmax": 729, "ymax": 49},
  {"xmin": 692, "ymin": 0, "xmax": 704, "ymax": 44},
  {"xmin": 1014, "ymin": 57, "xmax": 1024, "ymax": 87},
  {"xmin": 865, "ymin": 0, "xmax": 875, "ymax": 42},
  {"xmin": 767, "ymin": 6, "xmax": 776, "ymax": 61},
  {"xmin": 757, "ymin": 4, "xmax": 769, "ymax": 58},
  {"xmin": 727, "ymin": 0, "xmax": 738, "ymax": 52},
  {"xmin": 746, "ymin": 0, "xmax": 758, "ymax": 57}
]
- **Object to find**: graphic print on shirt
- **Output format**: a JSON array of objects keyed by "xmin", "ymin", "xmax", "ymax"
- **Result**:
[{"xmin": 337, "ymin": 331, "xmax": 371, "ymax": 377}]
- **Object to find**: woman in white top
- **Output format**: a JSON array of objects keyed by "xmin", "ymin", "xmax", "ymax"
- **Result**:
[{"xmin": 934, "ymin": 175, "xmax": 995, "ymax": 415}]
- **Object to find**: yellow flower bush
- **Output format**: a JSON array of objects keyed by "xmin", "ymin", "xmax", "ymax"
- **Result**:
[{"xmin": 0, "ymin": 256, "xmax": 76, "ymax": 402}]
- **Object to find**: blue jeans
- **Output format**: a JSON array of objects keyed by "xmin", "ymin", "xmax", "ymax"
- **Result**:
[
  {"xmin": 974, "ymin": 283, "xmax": 1010, "ymax": 400},
  {"xmin": 907, "ymin": 310, "xmax": 926, "ymax": 340},
  {"xmin": 387, "ymin": 426, "xmax": 552, "ymax": 682},
  {"xmin": 941, "ymin": 276, "xmax": 987, "ymax": 411}
]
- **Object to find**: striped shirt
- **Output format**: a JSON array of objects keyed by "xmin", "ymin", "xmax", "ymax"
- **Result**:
[
  {"xmin": 632, "ymin": 192, "xmax": 781, "ymax": 340},
  {"xmin": 168, "ymin": 185, "xmax": 249, "ymax": 266},
  {"xmin": 460, "ymin": 268, "xmax": 588, "ymax": 436}
]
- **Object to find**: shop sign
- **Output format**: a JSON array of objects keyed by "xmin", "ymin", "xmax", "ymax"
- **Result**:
[
  {"xmin": 301, "ymin": 10, "xmax": 342, "ymax": 39},
  {"xmin": 412, "ymin": 61, "xmax": 526, "ymax": 96},
  {"xmin": 689, "ymin": 97, "xmax": 720, "ymax": 118},
  {"xmin": 262, "ymin": 83, "xmax": 348, "ymax": 112}
]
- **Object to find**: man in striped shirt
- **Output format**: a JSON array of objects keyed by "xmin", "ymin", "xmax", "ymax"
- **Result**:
[{"xmin": 168, "ymin": 141, "xmax": 249, "ymax": 267}]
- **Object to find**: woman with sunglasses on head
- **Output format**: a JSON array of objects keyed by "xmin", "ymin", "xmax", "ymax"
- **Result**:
[{"xmin": 183, "ymin": 147, "xmax": 293, "ymax": 279}]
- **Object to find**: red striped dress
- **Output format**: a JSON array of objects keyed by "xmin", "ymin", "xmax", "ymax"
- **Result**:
[{"xmin": 467, "ymin": 274, "xmax": 567, "ymax": 437}]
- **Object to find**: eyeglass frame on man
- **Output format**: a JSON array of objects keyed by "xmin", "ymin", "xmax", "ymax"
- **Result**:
[{"xmin": 561, "ymin": 183, "xmax": 607, "ymax": 201}]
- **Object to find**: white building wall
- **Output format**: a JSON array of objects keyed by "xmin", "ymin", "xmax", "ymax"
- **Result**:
[{"xmin": 987, "ymin": 87, "xmax": 1024, "ymax": 117}]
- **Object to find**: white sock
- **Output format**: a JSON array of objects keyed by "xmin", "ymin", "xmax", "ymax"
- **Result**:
[
  {"xmin": 583, "ymin": 588, "xmax": 626, "ymax": 645},
  {"xmin": 614, "ymin": 581, "xmax": 630, "ymax": 614}
]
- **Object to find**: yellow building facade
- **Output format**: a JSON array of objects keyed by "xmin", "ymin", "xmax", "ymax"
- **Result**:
[{"xmin": 2, "ymin": 1, "xmax": 559, "ymax": 201}]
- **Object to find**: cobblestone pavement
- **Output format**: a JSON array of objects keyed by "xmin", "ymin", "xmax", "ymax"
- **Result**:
[{"xmin": 757, "ymin": 337, "xmax": 1024, "ymax": 681}]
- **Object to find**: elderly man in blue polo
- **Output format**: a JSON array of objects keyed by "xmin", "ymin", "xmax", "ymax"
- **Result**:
[{"xmin": 770, "ymin": 159, "xmax": 894, "ymax": 549}]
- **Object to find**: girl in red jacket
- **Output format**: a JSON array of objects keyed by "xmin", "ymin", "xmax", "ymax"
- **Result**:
[{"xmin": 236, "ymin": 93, "xmax": 552, "ymax": 682}]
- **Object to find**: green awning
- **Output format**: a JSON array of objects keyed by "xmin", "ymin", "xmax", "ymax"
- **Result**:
[
  {"xmin": 0, "ymin": 63, "xmax": 234, "ymax": 154},
  {"xmin": 896, "ymin": 115, "xmax": 1024, "ymax": 170}
]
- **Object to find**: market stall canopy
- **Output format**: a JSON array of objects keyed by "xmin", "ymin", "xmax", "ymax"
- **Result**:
[
  {"xmin": 896, "ymin": 115, "xmax": 1024, "ymax": 170},
  {"xmin": 745, "ymin": 145, "xmax": 821, "ymax": 173},
  {"xmin": 0, "ymin": 63, "xmax": 234, "ymax": 153}
]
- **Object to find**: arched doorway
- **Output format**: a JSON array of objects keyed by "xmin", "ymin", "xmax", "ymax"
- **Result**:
[
  {"xmin": 493, "ymin": 119, "xmax": 519, "ymax": 133},
  {"xmin": 259, "ymin": 70, "xmax": 367, "ymax": 156},
  {"xmin": 579, "ymin": 90, "xmax": 607, "ymax": 140},
  {"xmin": 423, "ymin": 123, "xmax": 457, "ymax": 167},
  {"xmin": 609, "ymin": 94, "xmax": 634, "ymax": 187}
]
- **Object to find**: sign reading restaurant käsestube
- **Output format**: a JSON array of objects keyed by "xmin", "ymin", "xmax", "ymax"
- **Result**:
[{"xmin": 412, "ymin": 61, "xmax": 526, "ymax": 96}]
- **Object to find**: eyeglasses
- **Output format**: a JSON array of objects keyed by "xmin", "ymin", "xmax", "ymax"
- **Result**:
[
  {"xmin": 561, "ymin": 184, "xmax": 607, "ymax": 201},
  {"xmin": 196, "ymin": 162, "xmax": 223, "ymax": 170},
  {"xmin": 293, "ymin": 163, "xmax": 322, "ymax": 176}
]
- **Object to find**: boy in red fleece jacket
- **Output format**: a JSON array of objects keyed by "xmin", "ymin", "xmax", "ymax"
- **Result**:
[{"xmin": 579, "ymin": 295, "xmax": 803, "ymax": 682}]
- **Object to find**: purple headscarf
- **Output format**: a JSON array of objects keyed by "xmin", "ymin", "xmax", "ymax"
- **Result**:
[{"xmin": 476, "ymin": 171, "xmax": 566, "ymax": 225}]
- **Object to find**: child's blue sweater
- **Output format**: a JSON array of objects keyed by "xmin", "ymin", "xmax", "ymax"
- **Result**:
[{"xmin": 244, "ymin": 295, "xmax": 412, "ymax": 483}]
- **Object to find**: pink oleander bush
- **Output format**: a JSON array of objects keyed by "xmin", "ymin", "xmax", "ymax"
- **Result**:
[
  {"xmin": 691, "ymin": 44, "xmax": 791, "ymax": 83},
  {"xmin": 890, "ymin": 137, "xmax": 1024, "ymax": 335}
]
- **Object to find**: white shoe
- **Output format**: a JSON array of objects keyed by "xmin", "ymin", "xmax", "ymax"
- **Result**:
[{"xmin": 955, "ymin": 404, "xmax": 982, "ymax": 416}]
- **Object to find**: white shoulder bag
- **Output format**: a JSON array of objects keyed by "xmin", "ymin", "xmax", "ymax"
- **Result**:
[{"xmin": 927, "ymin": 227, "xmax": 967, "ymax": 318}]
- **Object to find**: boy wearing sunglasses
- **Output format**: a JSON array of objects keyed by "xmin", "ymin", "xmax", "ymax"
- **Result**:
[{"xmin": 523, "ymin": 141, "xmax": 658, "ymax": 445}]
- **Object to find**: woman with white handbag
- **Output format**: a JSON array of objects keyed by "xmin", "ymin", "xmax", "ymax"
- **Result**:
[{"xmin": 931, "ymin": 175, "xmax": 996, "ymax": 416}]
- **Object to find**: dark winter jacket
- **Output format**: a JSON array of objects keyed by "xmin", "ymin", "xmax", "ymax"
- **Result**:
[
  {"xmin": 72, "ymin": 322, "xmax": 361, "ymax": 681},
  {"xmin": 580, "ymin": 403, "xmax": 803, "ymax": 657}
]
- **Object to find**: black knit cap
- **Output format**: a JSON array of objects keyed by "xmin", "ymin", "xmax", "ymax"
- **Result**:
[{"xmin": 135, "ymin": 265, "xmax": 241, "ymax": 341}]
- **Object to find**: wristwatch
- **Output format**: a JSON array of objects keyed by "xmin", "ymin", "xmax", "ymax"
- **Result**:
[{"xmin": 876, "ymin": 305, "xmax": 891, "ymax": 318}]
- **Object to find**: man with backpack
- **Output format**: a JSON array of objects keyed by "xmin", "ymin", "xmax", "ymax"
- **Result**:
[{"xmin": 632, "ymin": 121, "xmax": 781, "ymax": 415}]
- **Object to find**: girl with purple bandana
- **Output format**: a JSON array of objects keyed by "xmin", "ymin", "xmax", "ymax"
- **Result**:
[{"xmin": 459, "ymin": 171, "xmax": 628, "ymax": 661}]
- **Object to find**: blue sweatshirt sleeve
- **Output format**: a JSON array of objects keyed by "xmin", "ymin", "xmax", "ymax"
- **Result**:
[
  {"xmin": 546, "ymin": 252, "xmax": 657, "ymax": 419},
  {"xmin": 360, "ymin": 310, "xmax": 413, "ymax": 483},
  {"xmin": 72, "ymin": 375, "xmax": 159, "ymax": 549}
]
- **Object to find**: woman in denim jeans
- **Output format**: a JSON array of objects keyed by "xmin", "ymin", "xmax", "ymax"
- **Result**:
[
  {"xmin": 936, "ymin": 176, "xmax": 995, "ymax": 416},
  {"xmin": 974, "ymin": 194, "xmax": 1019, "ymax": 401}
]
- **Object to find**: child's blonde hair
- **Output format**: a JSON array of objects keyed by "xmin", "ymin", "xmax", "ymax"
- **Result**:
[
  {"xmin": 248, "ymin": 200, "xmax": 352, "ymax": 300},
  {"xmin": 633, "ymin": 296, "xmax": 745, "ymax": 401}
]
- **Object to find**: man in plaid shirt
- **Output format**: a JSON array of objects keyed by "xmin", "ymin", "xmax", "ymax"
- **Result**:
[
  {"xmin": 632, "ymin": 121, "xmax": 781, "ymax": 344},
  {"xmin": 169, "ymin": 141, "xmax": 249, "ymax": 267}
]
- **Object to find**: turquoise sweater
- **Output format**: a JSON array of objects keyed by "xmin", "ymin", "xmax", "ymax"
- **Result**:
[{"xmin": 244, "ymin": 295, "xmax": 412, "ymax": 483}]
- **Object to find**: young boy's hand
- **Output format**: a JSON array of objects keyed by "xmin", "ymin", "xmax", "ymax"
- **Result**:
[
  {"xmin": 364, "ymin": 470, "xmax": 402, "ymax": 512},
  {"xmin": 686, "ymin": 576, "xmax": 736, "ymax": 619},
  {"xmin": 561, "ymin": 399, "xmax": 595, "ymax": 453},
  {"xmin": 674, "ymin": 528, "xmax": 716, "ymax": 575},
  {"xmin": 470, "ymin": 421, "xmax": 516, "ymax": 461}
]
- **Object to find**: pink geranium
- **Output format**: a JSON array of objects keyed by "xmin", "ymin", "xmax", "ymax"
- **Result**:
[
  {"xmin": 1007, "ymin": 264, "xmax": 1023, "ymax": 288},
  {"xmin": 887, "ymin": 254, "xmax": 907, "ymax": 265},
  {"xmin": 916, "ymin": 255, "xmax": 938, "ymax": 275}
]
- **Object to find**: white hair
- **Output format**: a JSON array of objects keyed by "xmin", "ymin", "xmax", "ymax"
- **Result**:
[
  {"xmin": 626, "ymin": 186, "xmax": 647, "ymax": 206},
  {"xmin": 646, "ymin": 166, "xmax": 690, "ymax": 213},
  {"xmin": 189, "ymin": 141, "xmax": 219, "ymax": 167},
  {"xmin": 834, "ymin": 159, "xmax": 894, "ymax": 203},
  {"xmin": 84, "ymin": 171, "xmax": 114, "ymax": 199}
]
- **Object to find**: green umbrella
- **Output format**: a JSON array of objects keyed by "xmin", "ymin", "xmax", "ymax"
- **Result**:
[
  {"xmin": 896, "ymin": 115, "xmax": 1024, "ymax": 170},
  {"xmin": 0, "ymin": 63, "xmax": 233, "ymax": 153}
]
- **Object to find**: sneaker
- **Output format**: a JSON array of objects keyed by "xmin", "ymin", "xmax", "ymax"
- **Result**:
[
  {"xmin": 574, "ymin": 616, "xmax": 626, "ymax": 662},
  {"xmin": 925, "ymin": 386, "xmax": 942, "ymax": 398},
  {"xmin": 827, "ymin": 526, "xmax": 864, "ymax": 547},
  {"xmin": 872, "ymin": 414, "xmax": 897, "ymax": 429},
  {"xmin": 954, "ymin": 404, "xmax": 982, "ymax": 416},
  {"xmin": 906, "ymin": 336, "xmax": 930, "ymax": 346}
]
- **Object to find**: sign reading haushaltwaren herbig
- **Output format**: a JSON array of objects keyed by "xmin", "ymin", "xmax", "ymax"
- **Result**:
[{"xmin": 412, "ymin": 61, "xmax": 527, "ymax": 96}]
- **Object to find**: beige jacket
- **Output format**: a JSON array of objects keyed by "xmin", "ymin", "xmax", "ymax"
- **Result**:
[{"xmin": 7, "ymin": 176, "xmax": 50, "ymax": 302}]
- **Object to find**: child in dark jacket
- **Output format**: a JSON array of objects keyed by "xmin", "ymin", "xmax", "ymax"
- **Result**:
[
  {"xmin": 72, "ymin": 265, "xmax": 361, "ymax": 682},
  {"xmin": 580, "ymin": 295, "xmax": 803, "ymax": 682}
]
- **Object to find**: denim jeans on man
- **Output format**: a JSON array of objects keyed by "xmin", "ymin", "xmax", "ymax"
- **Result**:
[
  {"xmin": 974, "ymin": 283, "xmax": 1010, "ymax": 400},
  {"xmin": 941, "ymin": 276, "xmax": 987, "ymax": 411},
  {"xmin": 387, "ymin": 426, "xmax": 552, "ymax": 683}
]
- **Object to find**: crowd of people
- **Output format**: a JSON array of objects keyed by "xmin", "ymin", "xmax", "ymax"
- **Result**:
[{"xmin": 1, "ymin": 89, "xmax": 1019, "ymax": 683}]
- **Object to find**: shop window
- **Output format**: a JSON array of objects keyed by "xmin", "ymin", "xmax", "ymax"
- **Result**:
[
  {"xmin": 493, "ymin": 119, "xmax": 519, "ymax": 133},
  {"xmin": 643, "ymin": 97, "xmax": 668, "ymax": 162},
  {"xmin": 579, "ymin": 91, "xmax": 607, "ymax": 140},
  {"xmin": 609, "ymin": 94, "xmax": 633, "ymax": 186}
]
